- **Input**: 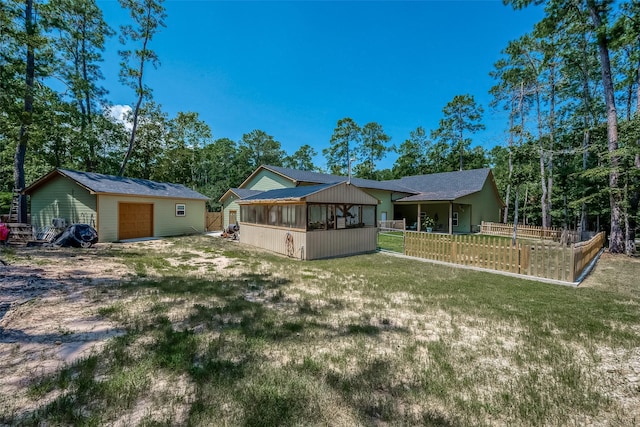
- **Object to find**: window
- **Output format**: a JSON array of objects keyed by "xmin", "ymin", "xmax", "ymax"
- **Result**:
[
  {"xmin": 176, "ymin": 204, "xmax": 186, "ymax": 217},
  {"xmin": 308, "ymin": 203, "xmax": 376, "ymax": 231},
  {"xmin": 452, "ymin": 211, "xmax": 459, "ymax": 227}
]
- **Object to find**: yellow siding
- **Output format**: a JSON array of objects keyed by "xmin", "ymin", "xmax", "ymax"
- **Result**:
[
  {"xmin": 362, "ymin": 188, "xmax": 392, "ymax": 221},
  {"xmin": 244, "ymin": 170, "xmax": 294, "ymax": 191},
  {"xmin": 98, "ymin": 195, "xmax": 206, "ymax": 242},
  {"xmin": 457, "ymin": 178, "xmax": 503, "ymax": 227},
  {"xmin": 223, "ymin": 195, "xmax": 240, "ymax": 229},
  {"xmin": 30, "ymin": 176, "xmax": 97, "ymax": 230}
]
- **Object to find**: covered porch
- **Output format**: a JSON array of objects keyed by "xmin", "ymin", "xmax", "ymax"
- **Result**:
[{"xmin": 394, "ymin": 201, "xmax": 474, "ymax": 234}]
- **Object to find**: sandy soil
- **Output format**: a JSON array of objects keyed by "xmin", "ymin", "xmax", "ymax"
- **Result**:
[
  {"xmin": 0, "ymin": 244, "xmax": 129, "ymax": 416},
  {"xmin": 0, "ymin": 240, "xmax": 234, "ymax": 419}
]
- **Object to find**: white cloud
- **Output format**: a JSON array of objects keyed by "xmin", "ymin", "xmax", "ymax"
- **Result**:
[{"xmin": 107, "ymin": 104, "xmax": 133, "ymax": 131}]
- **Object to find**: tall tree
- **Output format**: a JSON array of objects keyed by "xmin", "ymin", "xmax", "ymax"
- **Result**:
[
  {"xmin": 431, "ymin": 94, "xmax": 485, "ymax": 172},
  {"xmin": 45, "ymin": 0, "xmax": 113, "ymax": 172},
  {"xmin": 323, "ymin": 118, "xmax": 360, "ymax": 175},
  {"xmin": 238, "ymin": 129, "xmax": 285, "ymax": 170},
  {"xmin": 506, "ymin": 0, "xmax": 625, "ymax": 253},
  {"xmin": 355, "ymin": 122, "xmax": 390, "ymax": 179},
  {"xmin": 393, "ymin": 126, "xmax": 429, "ymax": 178},
  {"xmin": 117, "ymin": 0, "xmax": 166, "ymax": 177},
  {"xmin": 11, "ymin": 0, "xmax": 50, "ymax": 222},
  {"xmin": 283, "ymin": 144, "xmax": 318, "ymax": 171}
]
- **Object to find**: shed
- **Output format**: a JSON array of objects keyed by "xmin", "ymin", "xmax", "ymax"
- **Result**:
[
  {"xmin": 237, "ymin": 182, "xmax": 379, "ymax": 260},
  {"xmin": 24, "ymin": 169, "xmax": 209, "ymax": 242}
]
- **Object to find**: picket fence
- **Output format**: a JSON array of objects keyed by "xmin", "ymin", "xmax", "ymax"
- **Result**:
[
  {"xmin": 480, "ymin": 221, "xmax": 583, "ymax": 244},
  {"xmin": 404, "ymin": 231, "xmax": 606, "ymax": 283}
]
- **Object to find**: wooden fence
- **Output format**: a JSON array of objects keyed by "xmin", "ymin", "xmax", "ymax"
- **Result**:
[
  {"xmin": 378, "ymin": 219, "xmax": 406, "ymax": 232},
  {"xmin": 404, "ymin": 231, "xmax": 606, "ymax": 283},
  {"xmin": 572, "ymin": 231, "xmax": 606, "ymax": 280},
  {"xmin": 206, "ymin": 212, "xmax": 223, "ymax": 231},
  {"xmin": 480, "ymin": 221, "xmax": 582, "ymax": 244}
]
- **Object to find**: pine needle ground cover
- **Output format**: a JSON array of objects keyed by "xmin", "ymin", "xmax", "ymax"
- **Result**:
[{"xmin": 1, "ymin": 236, "xmax": 638, "ymax": 426}]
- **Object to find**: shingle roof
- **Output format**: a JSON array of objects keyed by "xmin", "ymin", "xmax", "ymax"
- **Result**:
[
  {"xmin": 392, "ymin": 169, "xmax": 492, "ymax": 202},
  {"xmin": 240, "ymin": 182, "xmax": 339, "ymax": 202},
  {"xmin": 262, "ymin": 165, "xmax": 415, "ymax": 193},
  {"xmin": 27, "ymin": 169, "xmax": 209, "ymax": 200},
  {"xmin": 230, "ymin": 188, "xmax": 264, "ymax": 199}
]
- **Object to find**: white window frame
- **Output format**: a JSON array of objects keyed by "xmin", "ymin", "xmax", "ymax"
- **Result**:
[{"xmin": 175, "ymin": 203, "xmax": 186, "ymax": 217}]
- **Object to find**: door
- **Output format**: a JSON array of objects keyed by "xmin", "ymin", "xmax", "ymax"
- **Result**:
[
  {"xmin": 229, "ymin": 210, "xmax": 237, "ymax": 225},
  {"xmin": 119, "ymin": 203, "xmax": 153, "ymax": 240}
]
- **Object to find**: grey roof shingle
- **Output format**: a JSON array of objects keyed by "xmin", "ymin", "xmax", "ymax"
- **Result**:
[
  {"xmin": 241, "ymin": 183, "xmax": 339, "ymax": 201},
  {"xmin": 57, "ymin": 169, "xmax": 209, "ymax": 200},
  {"xmin": 392, "ymin": 169, "xmax": 492, "ymax": 202},
  {"xmin": 230, "ymin": 188, "xmax": 264, "ymax": 199},
  {"xmin": 260, "ymin": 165, "xmax": 492, "ymax": 201},
  {"xmin": 263, "ymin": 165, "xmax": 415, "ymax": 193}
]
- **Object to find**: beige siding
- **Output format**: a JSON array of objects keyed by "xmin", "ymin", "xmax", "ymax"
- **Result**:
[
  {"xmin": 239, "ymin": 223, "xmax": 307, "ymax": 258},
  {"xmin": 98, "ymin": 195, "xmax": 206, "ymax": 242},
  {"xmin": 305, "ymin": 227, "xmax": 377, "ymax": 259},
  {"xmin": 239, "ymin": 223, "xmax": 377, "ymax": 260},
  {"xmin": 306, "ymin": 183, "xmax": 379, "ymax": 205},
  {"xmin": 30, "ymin": 176, "xmax": 97, "ymax": 230}
]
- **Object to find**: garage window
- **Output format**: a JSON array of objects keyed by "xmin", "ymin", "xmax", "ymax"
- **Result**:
[{"xmin": 176, "ymin": 203, "xmax": 186, "ymax": 217}]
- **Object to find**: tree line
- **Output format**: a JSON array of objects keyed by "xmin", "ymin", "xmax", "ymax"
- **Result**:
[{"xmin": 1, "ymin": 0, "xmax": 639, "ymax": 254}]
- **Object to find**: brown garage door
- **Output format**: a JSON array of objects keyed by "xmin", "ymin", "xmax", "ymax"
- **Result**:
[{"xmin": 119, "ymin": 203, "xmax": 153, "ymax": 240}]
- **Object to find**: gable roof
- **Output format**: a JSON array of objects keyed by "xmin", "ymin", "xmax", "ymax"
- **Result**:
[
  {"xmin": 245, "ymin": 165, "xmax": 415, "ymax": 193},
  {"xmin": 240, "ymin": 183, "xmax": 339, "ymax": 202},
  {"xmin": 24, "ymin": 169, "xmax": 209, "ymax": 200},
  {"xmin": 391, "ymin": 169, "xmax": 495, "ymax": 202},
  {"xmin": 239, "ymin": 181, "xmax": 379, "ymax": 205},
  {"xmin": 219, "ymin": 187, "xmax": 264, "ymax": 202}
]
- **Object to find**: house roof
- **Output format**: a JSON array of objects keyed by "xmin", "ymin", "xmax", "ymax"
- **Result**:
[
  {"xmin": 219, "ymin": 187, "xmax": 264, "ymax": 202},
  {"xmin": 239, "ymin": 183, "xmax": 339, "ymax": 202},
  {"xmin": 247, "ymin": 165, "xmax": 416, "ymax": 194},
  {"xmin": 24, "ymin": 169, "xmax": 209, "ymax": 200},
  {"xmin": 391, "ymin": 169, "xmax": 495, "ymax": 202}
]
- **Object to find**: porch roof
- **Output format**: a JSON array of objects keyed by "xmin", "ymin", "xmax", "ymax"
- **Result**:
[{"xmin": 391, "ymin": 169, "xmax": 492, "ymax": 202}]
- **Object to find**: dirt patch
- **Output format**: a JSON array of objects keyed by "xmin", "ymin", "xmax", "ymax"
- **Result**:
[{"xmin": 0, "ymin": 241, "xmax": 234, "ymax": 419}]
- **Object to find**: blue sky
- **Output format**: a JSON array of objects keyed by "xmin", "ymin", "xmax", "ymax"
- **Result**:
[{"xmin": 97, "ymin": 0, "xmax": 544, "ymax": 170}]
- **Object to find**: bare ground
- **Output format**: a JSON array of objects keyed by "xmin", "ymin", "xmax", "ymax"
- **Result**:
[{"xmin": 1, "ymin": 241, "xmax": 639, "ymax": 425}]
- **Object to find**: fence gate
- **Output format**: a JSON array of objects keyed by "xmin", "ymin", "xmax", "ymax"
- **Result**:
[{"xmin": 206, "ymin": 212, "xmax": 223, "ymax": 231}]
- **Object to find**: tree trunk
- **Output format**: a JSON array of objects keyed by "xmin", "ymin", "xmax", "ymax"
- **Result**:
[
  {"xmin": 14, "ymin": 0, "xmax": 35, "ymax": 224},
  {"xmin": 587, "ymin": 1, "xmax": 623, "ymax": 253},
  {"xmin": 512, "ymin": 187, "xmax": 519, "ymax": 246}
]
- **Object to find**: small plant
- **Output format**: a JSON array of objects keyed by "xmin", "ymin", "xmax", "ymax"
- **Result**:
[{"xmin": 422, "ymin": 216, "xmax": 435, "ymax": 230}]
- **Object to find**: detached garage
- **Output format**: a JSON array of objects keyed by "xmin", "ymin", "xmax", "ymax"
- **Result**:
[{"xmin": 24, "ymin": 169, "xmax": 209, "ymax": 242}]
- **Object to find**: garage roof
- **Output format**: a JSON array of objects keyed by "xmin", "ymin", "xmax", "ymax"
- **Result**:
[{"xmin": 24, "ymin": 169, "xmax": 210, "ymax": 200}]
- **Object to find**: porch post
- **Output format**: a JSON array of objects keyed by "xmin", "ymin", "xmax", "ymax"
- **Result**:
[
  {"xmin": 417, "ymin": 204, "xmax": 421, "ymax": 232},
  {"xmin": 448, "ymin": 202, "xmax": 453, "ymax": 235}
]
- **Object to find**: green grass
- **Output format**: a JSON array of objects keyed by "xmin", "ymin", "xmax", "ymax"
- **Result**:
[
  {"xmin": 5, "ymin": 235, "xmax": 640, "ymax": 426},
  {"xmin": 377, "ymin": 231, "xmax": 404, "ymax": 252}
]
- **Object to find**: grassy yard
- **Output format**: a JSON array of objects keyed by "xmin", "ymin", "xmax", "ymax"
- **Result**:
[
  {"xmin": 377, "ymin": 231, "xmax": 404, "ymax": 252},
  {"xmin": 2, "ymin": 235, "xmax": 639, "ymax": 426}
]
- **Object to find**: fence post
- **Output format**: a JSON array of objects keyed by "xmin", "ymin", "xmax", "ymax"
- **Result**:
[{"xmin": 569, "ymin": 243, "xmax": 576, "ymax": 282}]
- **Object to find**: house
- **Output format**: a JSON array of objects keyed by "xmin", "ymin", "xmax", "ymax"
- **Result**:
[
  {"xmin": 24, "ymin": 169, "xmax": 209, "ymax": 242},
  {"xmin": 237, "ymin": 182, "xmax": 379, "ymax": 260},
  {"xmin": 221, "ymin": 165, "xmax": 504, "ymax": 235}
]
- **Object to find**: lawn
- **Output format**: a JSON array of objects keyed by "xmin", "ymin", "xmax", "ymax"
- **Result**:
[{"xmin": 1, "ymin": 235, "xmax": 639, "ymax": 426}]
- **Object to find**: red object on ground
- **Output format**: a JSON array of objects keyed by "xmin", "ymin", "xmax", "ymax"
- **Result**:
[{"xmin": 0, "ymin": 223, "xmax": 9, "ymax": 242}]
